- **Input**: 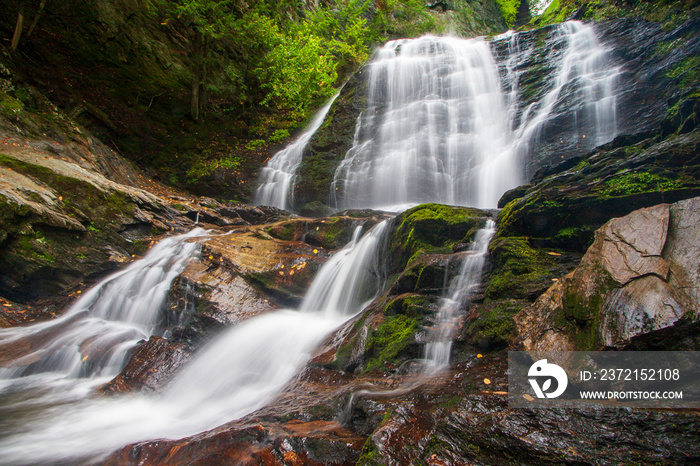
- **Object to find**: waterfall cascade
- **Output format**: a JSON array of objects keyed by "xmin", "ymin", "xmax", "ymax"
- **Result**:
[
  {"xmin": 0, "ymin": 228, "xmax": 205, "ymax": 384},
  {"xmin": 332, "ymin": 36, "xmax": 514, "ymax": 211},
  {"xmin": 255, "ymin": 94, "xmax": 339, "ymax": 211},
  {"xmin": 513, "ymin": 20, "xmax": 620, "ymax": 163},
  {"xmin": 331, "ymin": 22, "xmax": 619, "ymax": 211},
  {"xmin": 1, "ymin": 19, "xmax": 624, "ymax": 464},
  {"xmin": 0, "ymin": 221, "xmax": 388, "ymax": 464},
  {"xmin": 424, "ymin": 219, "xmax": 496, "ymax": 372}
]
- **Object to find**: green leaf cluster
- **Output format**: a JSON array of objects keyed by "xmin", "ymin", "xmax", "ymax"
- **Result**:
[{"xmin": 494, "ymin": 0, "xmax": 521, "ymax": 25}]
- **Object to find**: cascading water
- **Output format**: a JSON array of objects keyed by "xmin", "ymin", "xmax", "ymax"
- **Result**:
[
  {"xmin": 513, "ymin": 21, "xmax": 620, "ymax": 159},
  {"xmin": 255, "ymin": 94, "xmax": 339, "ymax": 210},
  {"xmin": 0, "ymin": 221, "xmax": 388, "ymax": 464},
  {"xmin": 423, "ymin": 220, "xmax": 496, "ymax": 373},
  {"xmin": 0, "ymin": 20, "xmax": 624, "ymax": 464},
  {"xmin": 332, "ymin": 36, "xmax": 516, "ymax": 211},
  {"xmin": 330, "ymin": 21, "xmax": 619, "ymax": 212},
  {"xmin": 0, "ymin": 228, "xmax": 205, "ymax": 384}
]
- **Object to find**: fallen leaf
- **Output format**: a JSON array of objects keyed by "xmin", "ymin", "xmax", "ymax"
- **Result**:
[
  {"xmin": 477, "ymin": 353, "xmax": 483, "ymax": 358},
  {"xmin": 547, "ymin": 252, "xmax": 561, "ymax": 256},
  {"xmin": 483, "ymin": 378, "xmax": 491, "ymax": 385},
  {"xmin": 523, "ymin": 394, "xmax": 535, "ymax": 401}
]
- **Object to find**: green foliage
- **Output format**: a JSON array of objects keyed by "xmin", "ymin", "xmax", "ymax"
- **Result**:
[
  {"xmin": 269, "ymin": 129, "xmax": 290, "ymax": 143},
  {"xmin": 599, "ymin": 172, "xmax": 681, "ymax": 197},
  {"xmin": 185, "ymin": 154, "xmax": 242, "ymax": 183},
  {"xmin": 254, "ymin": 24, "xmax": 338, "ymax": 118},
  {"xmin": 494, "ymin": 0, "xmax": 521, "ymax": 24},
  {"xmin": 666, "ymin": 56, "xmax": 700, "ymax": 89},
  {"xmin": 245, "ymin": 139, "xmax": 267, "ymax": 151}
]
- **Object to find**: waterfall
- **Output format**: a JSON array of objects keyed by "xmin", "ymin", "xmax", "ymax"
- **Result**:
[
  {"xmin": 332, "ymin": 36, "xmax": 515, "ymax": 211},
  {"xmin": 0, "ymin": 228, "xmax": 205, "ymax": 384},
  {"xmin": 513, "ymin": 21, "xmax": 620, "ymax": 160},
  {"xmin": 255, "ymin": 94, "xmax": 339, "ymax": 211},
  {"xmin": 424, "ymin": 219, "xmax": 496, "ymax": 372},
  {"xmin": 0, "ymin": 222, "xmax": 388, "ymax": 464},
  {"xmin": 331, "ymin": 21, "xmax": 619, "ymax": 212}
]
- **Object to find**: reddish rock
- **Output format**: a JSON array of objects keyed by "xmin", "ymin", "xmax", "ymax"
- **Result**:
[{"xmin": 101, "ymin": 336, "xmax": 191, "ymax": 394}]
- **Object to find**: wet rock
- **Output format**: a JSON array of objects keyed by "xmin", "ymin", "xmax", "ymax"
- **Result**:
[
  {"xmin": 107, "ymin": 420, "xmax": 364, "ymax": 465},
  {"xmin": 387, "ymin": 204, "xmax": 490, "ymax": 275},
  {"xmin": 195, "ymin": 227, "xmax": 330, "ymax": 308},
  {"xmin": 0, "ymin": 141, "xmax": 193, "ymax": 306},
  {"xmin": 265, "ymin": 212, "xmax": 389, "ymax": 250},
  {"xmin": 497, "ymin": 130, "xmax": 700, "ymax": 252},
  {"xmin": 101, "ymin": 336, "xmax": 191, "ymax": 394},
  {"xmin": 515, "ymin": 197, "xmax": 700, "ymax": 351}
]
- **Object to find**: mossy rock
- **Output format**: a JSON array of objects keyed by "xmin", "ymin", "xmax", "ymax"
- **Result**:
[
  {"xmin": 364, "ymin": 314, "xmax": 421, "ymax": 373},
  {"xmin": 497, "ymin": 131, "xmax": 700, "ymax": 252},
  {"xmin": 299, "ymin": 201, "xmax": 332, "ymax": 218},
  {"xmin": 388, "ymin": 203, "xmax": 488, "ymax": 275},
  {"xmin": 461, "ymin": 301, "xmax": 524, "ymax": 350},
  {"xmin": 304, "ymin": 217, "xmax": 358, "ymax": 249},
  {"xmin": 484, "ymin": 236, "xmax": 557, "ymax": 301},
  {"xmin": 389, "ymin": 255, "xmax": 449, "ymax": 296}
]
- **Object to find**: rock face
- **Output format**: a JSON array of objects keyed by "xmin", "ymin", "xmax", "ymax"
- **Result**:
[{"xmin": 515, "ymin": 197, "xmax": 700, "ymax": 351}]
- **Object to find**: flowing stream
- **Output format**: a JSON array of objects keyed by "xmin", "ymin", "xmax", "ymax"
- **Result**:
[
  {"xmin": 0, "ymin": 221, "xmax": 388, "ymax": 464},
  {"xmin": 424, "ymin": 219, "xmax": 496, "ymax": 372},
  {"xmin": 255, "ymin": 94, "xmax": 339, "ymax": 210}
]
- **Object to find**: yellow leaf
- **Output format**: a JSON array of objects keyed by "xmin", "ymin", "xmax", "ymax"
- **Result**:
[
  {"xmin": 483, "ymin": 378, "xmax": 491, "ymax": 385},
  {"xmin": 477, "ymin": 353, "xmax": 483, "ymax": 358}
]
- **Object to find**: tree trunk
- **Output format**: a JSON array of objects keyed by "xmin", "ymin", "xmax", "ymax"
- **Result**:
[
  {"xmin": 191, "ymin": 79, "xmax": 200, "ymax": 122},
  {"xmin": 26, "ymin": 0, "xmax": 47, "ymax": 39},
  {"xmin": 11, "ymin": 1, "xmax": 25, "ymax": 51},
  {"xmin": 190, "ymin": 30, "xmax": 203, "ymax": 122},
  {"xmin": 198, "ymin": 36, "xmax": 209, "ymax": 118}
]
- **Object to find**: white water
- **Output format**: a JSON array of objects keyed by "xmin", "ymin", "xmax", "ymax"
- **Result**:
[
  {"xmin": 332, "ymin": 36, "xmax": 515, "ymax": 210},
  {"xmin": 424, "ymin": 219, "xmax": 496, "ymax": 372},
  {"xmin": 0, "ymin": 229, "xmax": 205, "ymax": 384},
  {"xmin": 0, "ymin": 21, "xmax": 622, "ymax": 464},
  {"xmin": 331, "ymin": 22, "xmax": 619, "ymax": 211},
  {"xmin": 255, "ymin": 94, "xmax": 339, "ymax": 210},
  {"xmin": 513, "ymin": 21, "xmax": 620, "ymax": 160},
  {"xmin": 0, "ymin": 221, "xmax": 388, "ymax": 464}
]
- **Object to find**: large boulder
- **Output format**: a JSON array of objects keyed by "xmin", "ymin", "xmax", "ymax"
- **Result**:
[{"xmin": 515, "ymin": 197, "xmax": 700, "ymax": 351}]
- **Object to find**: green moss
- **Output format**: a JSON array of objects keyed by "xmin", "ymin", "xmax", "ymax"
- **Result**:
[
  {"xmin": 465, "ymin": 302, "xmax": 522, "ymax": 349},
  {"xmin": 383, "ymin": 294, "xmax": 429, "ymax": 317},
  {"xmin": 0, "ymin": 90, "xmax": 23, "ymax": 118},
  {"xmin": 552, "ymin": 267, "xmax": 616, "ymax": 350},
  {"xmin": 356, "ymin": 436, "xmax": 380, "ymax": 465},
  {"xmin": 389, "ymin": 204, "xmax": 486, "ymax": 274},
  {"xmin": 266, "ymin": 221, "xmax": 299, "ymax": 241},
  {"xmin": 598, "ymin": 171, "xmax": 682, "ymax": 197},
  {"xmin": 365, "ymin": 314, "xmax": 418, "ymax": 372},
  {"xmin": 0, "ymin": 154, "xmax": 135, "ymax": 229},
  {"xmin": 485, "ymin": 236, "xmax": 554, "ymax": 301},
  {"xmin": 666, "ymin": 55, "xmax": 700, "ymax": 89}
]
